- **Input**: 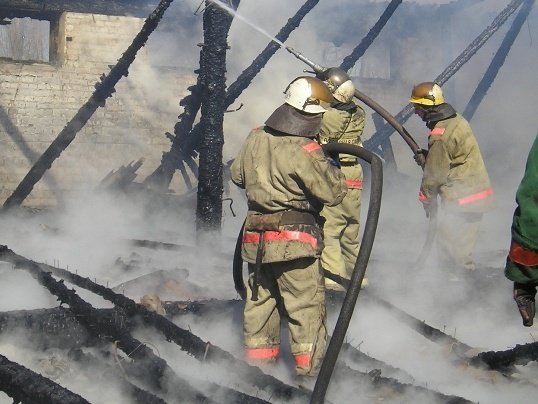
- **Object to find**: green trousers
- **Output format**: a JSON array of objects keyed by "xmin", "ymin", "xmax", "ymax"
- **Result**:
[{"xmin": 244, "ymin": 257, "xmax": 327, "ymax": 376}]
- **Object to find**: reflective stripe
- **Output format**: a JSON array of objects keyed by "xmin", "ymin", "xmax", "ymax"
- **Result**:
[
  {"xmin": 509, "ymin": 241, "xmax": 538, "ymax": 267},
  {"xmin": 243, "ymin": 230, "xmax": 318, "ymax": 249},
  {"xmin": 302, "ymin": 142, "xmax": 322, "ymax": 153},
  {"xmin": 345, "ymin": 179, "xmax": 363, "ymax": 189},
  {"xmin": 457, "ymin": 187, "xmax": 493, "ymax": 205},
  {"xmin": 294, "ymin": 354, "xmax": 311, "ymax": 367},
  {"xmin": 418, "ymin": 190, "xmax": 428, "ymax": 202},
  {"xmin": 429, "ymin": 127, "xmax": 445, "ymax": 136},
  {"xmin": 246, "ymin": 347, "xmax": 280, "ymax": 360}
]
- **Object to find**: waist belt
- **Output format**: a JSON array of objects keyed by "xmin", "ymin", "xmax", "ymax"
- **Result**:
[
  {"xmin": 246, "ymin": 210, "xmax": 317, "ymax": 231},
  {"xmin": 509, "ymin": 240, "xmax": 538, "ymax": 267},
  {"xmin": 340, "ymin": 160, "xmax": 358, "ymax": 166}
]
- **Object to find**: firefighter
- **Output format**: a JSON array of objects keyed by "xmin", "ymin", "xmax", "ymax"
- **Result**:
[
  {"xmin": 409, "ymin": 82, "xmax": 493, "ymax": 274},
  {"xmin": 230, "ymin": 76, "xmax": 347, "ymax": 376},
  {"xmin": 316, "ymin": 67, "xmax": 366, "ymax": 291},
  {"xmin": 505, "ymin": 134, "xmax": 538, "ymax": 327}
]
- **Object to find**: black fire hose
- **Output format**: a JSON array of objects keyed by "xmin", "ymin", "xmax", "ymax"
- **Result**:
[
  {"xmin": 232, "ymin": 143, "xmax": 383, "ymax": 403},
  {"xmin": 311, "ymin": 143, "xmax": 382, "ymax": 404}
]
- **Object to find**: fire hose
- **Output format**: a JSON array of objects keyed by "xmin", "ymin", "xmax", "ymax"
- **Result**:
[
  {"xmin": 233, "ymin": 143, "xmax": 383, "ymax": 403},
  {"xmin": 285, "ymin": 46, "xmax": 436, "ymax": 269}
]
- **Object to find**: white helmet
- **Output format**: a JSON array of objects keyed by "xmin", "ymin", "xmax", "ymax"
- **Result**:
[
  {"xmin": 318, "ymin": 67, "xmax": 355, "ymax": 103},
  {"xmin": 284, "ymin": 76, "xmax": 333, "ymax": 114}
]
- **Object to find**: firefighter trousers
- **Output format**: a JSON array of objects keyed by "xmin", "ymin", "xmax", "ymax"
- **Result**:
[{"xmin": 244, "ymin": 257, "xmax": 327, "ymax": 376}]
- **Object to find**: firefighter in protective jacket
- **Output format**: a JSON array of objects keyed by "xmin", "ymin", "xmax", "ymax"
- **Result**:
[
  {"xmin": 409, "ymin": 82, "xmax": 493, "ymax": 272},
  {"xmin": 317, "ymin": 68, "xmax": 366, "ymax": 290},
  {"xmin": 231, "ymin": 76, "xmax": 347, "ymax": 376},
  {"xmin": 505, "ymin": 134, "xmax": 538, "ymax": 327}
]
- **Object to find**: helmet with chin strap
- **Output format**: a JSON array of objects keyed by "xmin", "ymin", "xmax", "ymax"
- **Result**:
[{"xmin": 284, "ymin": 76, "xmax": 333, "ymax": 114}]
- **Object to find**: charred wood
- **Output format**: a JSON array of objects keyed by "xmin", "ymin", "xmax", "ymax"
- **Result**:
[
  {"xmin": 469, "ymin": 340, "xmax": 538, "ymax": 372},
  {"xmin": 0, "ymin": 353, "xmax": 90, "ymax": 404},
  {"xmin": 196, "ymin": 0, "xmax": 241, "ymax": 232},
  {"xmin": 333, "ymin": 362, "xmax": 474, "ymax": 404},
  {"xmin": 98, "ymin": 159, "xmax": 145, "ymax": 191},
  {"xmin": 67, "ymin": 348, "xmax": 168, "ymax": 404},
  {"xmin": 339, "ymin": 0, "xmax": 403, "ymax": 72},
  {"xmin": 0, "ymin": 246, "xmax": 215, "ymax": 404},
  {"xmin": 462, "ymin": 0, "xmax": 535, "ymax": 121},
  {"xmin": 146, "ymin": 0, "xmax": 319, "ymax": 192},
  {"xmin": 361, "ymin": 289, "xmax": 474, "ymax": 358},
  {"xmin": 0, "ymin": 307, "xmax": 119, "ymax": 350},
  {"xmin": 224, "ymin": 0, "xmax": 320, "ymax": 106},
  {"xmin": 1, "ymin": 247, "xmax": 311, "ymax": 403},
  {"xmin": 2, "ymin": 0, "xmax": 174, "ymax": 210},
  {"xmin": 365, "ymin": 0, "xmax": 526, "ymax": 153},
  {"xmin": 0, "ymin": 1, "xmax": 156, "ymax": 18}
]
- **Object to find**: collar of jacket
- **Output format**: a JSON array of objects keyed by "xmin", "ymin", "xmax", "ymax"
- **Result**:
[
  {"xmin": 265, "ymin": 103, "xmax": 322, "ymax": 138},
  {"xmin": 330, "ymin": 100, "xmax": 357, "ymax": 111},
  {"xmin": 423, "ymin": 103, "xmax": 457, "ymax": 128}
]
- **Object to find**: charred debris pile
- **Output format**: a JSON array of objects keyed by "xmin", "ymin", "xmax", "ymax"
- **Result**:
[{"xmin": 1, "ymin": 0, "xmax": 538, "ymax": 402}]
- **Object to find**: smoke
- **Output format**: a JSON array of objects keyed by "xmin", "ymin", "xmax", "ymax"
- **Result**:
[{"xmin": 1, "ymin": 0, "xmax": 538, "ymax": 403}]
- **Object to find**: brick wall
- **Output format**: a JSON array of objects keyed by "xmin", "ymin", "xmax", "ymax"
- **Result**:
[{"xmin": 0, "ymin": 12, "xmax": 195, "ymax": 208}]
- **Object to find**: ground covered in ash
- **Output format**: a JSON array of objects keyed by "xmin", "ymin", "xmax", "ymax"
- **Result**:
[{"xmin": 0, "ymin": 180, "xmax": 537, "ymax": 404}]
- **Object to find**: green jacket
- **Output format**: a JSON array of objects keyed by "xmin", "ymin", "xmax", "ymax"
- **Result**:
[
  {"xmin": 319, "ymin": 104, "xmax": 365, "ymax": 165},
  {"xmin": 505, "ymin": 134, "xmax": 538, "ymax": 283},
  {"xmin": 231, "ymin": 126, "xmax": 347, "ymax": 263},
  {"xmin": 420, "ymin": 113, "xmax": 493, "ymax": 212}
]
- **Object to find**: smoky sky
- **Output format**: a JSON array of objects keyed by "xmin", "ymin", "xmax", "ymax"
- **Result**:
[{"xmin": 1, "ymin": 0, "xmax": 538, "ymax": 403}]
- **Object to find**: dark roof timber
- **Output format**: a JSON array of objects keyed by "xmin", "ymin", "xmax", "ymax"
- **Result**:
[{"xmin": 0, "ymin": 0, "xmax": 158, "ymax": 18}]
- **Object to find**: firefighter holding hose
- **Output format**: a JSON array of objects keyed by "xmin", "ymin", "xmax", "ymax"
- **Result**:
[
  {"xmin": 505, "ymin": 134, "xmax": 538, "ymax": 327},
  {"xmin": 316, "ymin": 67, "xmax": 367, "ymax": 291},
  {"xmin": 409, "ymin": 82, "xmax": 493, "ymax": 275},
  {"xmin": 230, "ymin": 76, "xmax": 347, "ymax": 376}
]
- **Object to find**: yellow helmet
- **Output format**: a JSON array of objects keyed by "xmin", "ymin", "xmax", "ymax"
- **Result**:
[{"xmin": 409, "ymin": 82, "xmax": 445, "ymax": 106}]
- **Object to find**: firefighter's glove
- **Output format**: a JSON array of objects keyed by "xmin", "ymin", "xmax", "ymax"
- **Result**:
[
  {"xmin": 414, "ymin": 149, "xmax": 428, "ymax": 167},
  {"xmin": 514, "ymin": 282, "xmax": 537, "ymax": 327}
]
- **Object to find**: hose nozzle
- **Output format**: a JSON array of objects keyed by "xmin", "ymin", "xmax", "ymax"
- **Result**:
[{"xmin": 286, "ymin": 46, "xmax": 327, "ymax": 75}]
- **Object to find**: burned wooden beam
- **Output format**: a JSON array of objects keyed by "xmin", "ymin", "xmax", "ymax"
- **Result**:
[
  {"xmin": 339, "ymin": 0, "xmax": 403, "ymax": 72},
  {"xmin": 0, "ymin": 246, "xmax": 218, "ymax": 403},
  {"xmin": 0, "ymin": 247, "xmax": 311, "ymax": 403},
  {"xmin": 196, "ymin": 0, "xmax": 241, "ymax": 232},
  {"xmin": 2, "ymin": 0, "xmax": 174, "ymax": 211},
  {"xmin": 145, "ymin": 0, "xmax": 319, "ymax": 193},
  {"xmin": 0, "ymin": 307, "xmax": 118, "ymax": 349},
  {"xmin": 0, "ymin": 0, "xmax": 156, "ymax": 17},
  {"xmin": 361, "ymin": 289, "xmax": 474, "ymax": 358},
  {"xmin": 0, "ymin": 353, "xmax": 90, "ymax": 404},
  {"xmin": 67, "ymin": 348, "xmax": 168, "ymax": 404},
  {"xmin": 365, "ymin": 0, "xmax": 526, "ymax": 153},
  {"xmin": 334, "ymin": 362, "xmax": 474, "ymax": 404},
  {"xmin": 468, "ymin": 340, "xmax": 538, "ymax": 372},
  {"xmin": 98, "ymin": 158, "xmax": 145, "ymax": 191},
  {"xmin": 224, "ymin": 0, "xmax": 320, "ymax": 107},
  {"xmin": 463, "ymin": 0, "xmax": 535, "ymax": 121}
]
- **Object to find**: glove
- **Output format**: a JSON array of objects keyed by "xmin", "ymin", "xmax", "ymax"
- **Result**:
[
  {"xmin": 414, "ymin": 149, "xmax": 428, "ymax": 167},
  {"xmin": 514, "ymin": 282, "xmax": 537, "ymax": 327}
]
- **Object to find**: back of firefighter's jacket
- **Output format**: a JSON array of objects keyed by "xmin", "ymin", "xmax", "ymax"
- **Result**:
[{"xmin": 230, "ymin": 126, "xmax": 347, "ymax": 263}]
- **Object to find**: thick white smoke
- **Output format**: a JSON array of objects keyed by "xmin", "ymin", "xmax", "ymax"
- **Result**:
[{"xmin": 1, "ymin": 0, "xmax": 538, "ymax": 403}]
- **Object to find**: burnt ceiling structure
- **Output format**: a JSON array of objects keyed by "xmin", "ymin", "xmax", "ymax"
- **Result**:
[{"xmin": 1, "ymin": 0, "xmax": 538, "ymax": 403}]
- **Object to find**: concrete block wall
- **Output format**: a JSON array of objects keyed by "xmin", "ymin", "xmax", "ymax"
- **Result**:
[{"xmin": 0, "ymin": 12, "xmax": 195, "ymax": 208}]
